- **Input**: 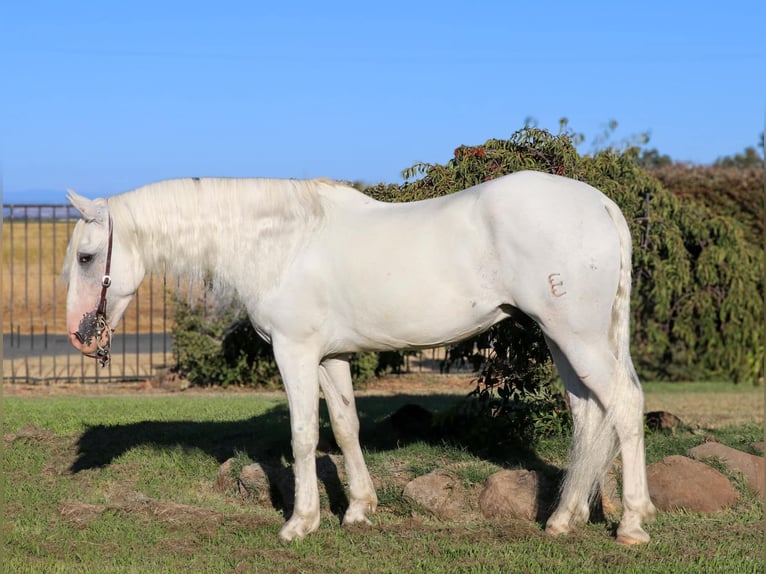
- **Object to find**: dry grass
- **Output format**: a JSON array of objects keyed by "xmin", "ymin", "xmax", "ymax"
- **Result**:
[
  {"xmin": 644, "ymin": 383, "xmax": 764, "ymax": 428},
  {"xmin": 3, "ymin": 352, "xmax": 173, "ymax": 384}
]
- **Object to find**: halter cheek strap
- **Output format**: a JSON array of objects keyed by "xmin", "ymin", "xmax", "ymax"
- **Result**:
[
  {"xmin": 96, "ymin": 215, "xmax": 114, "ymax": 316},
  {"xmin": 86, "ymin": 215, "xmax": 114, "ymax": 367}
]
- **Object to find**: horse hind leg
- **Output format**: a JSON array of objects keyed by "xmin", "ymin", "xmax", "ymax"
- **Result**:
[
  {"xmin": 318, "ymin": 357, "xmax": 378, "ymax": 527},
  {"xmin": 544, "ymin": 335, "xmax": 655, "ymax": 543},
  {"xmin": 611, "ymin": 359, "xmax": 657, "ymax": 545},
  {"xmin": 543, "ymin": 336, "xmax": 615, "ymax": 536}
]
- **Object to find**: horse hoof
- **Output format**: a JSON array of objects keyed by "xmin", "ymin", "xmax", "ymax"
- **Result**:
[
  {"xmin": 278, "ymin": 515, "xmax": 320, "ymax": 542},
  {"xmin": 544, "ymin": 523, "xmax": 571, "ymax": 537},
  {"xmin": 342, "ymin": 499, "xmax": 376, "ymax": 527},
  {"xmin": 616, "ymin": 533, "xmax": 650, "ymax": 546},
  {"xmin": 616, "ymin": 527, "xmax": 651, "ymax": 546}
]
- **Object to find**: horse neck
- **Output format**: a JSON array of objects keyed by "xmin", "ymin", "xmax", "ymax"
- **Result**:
[{"xmin": 109, "ymin": 179, "xmax": 324, "ymax": 296}]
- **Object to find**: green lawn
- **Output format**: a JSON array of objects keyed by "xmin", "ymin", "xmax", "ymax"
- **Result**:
[{"xmin": 3, "ymin": 386, "xmax": 763, "ymax": 573}]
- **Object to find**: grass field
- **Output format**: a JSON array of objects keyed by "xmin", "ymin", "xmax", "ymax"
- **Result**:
[{"xmin": 3, "ymin": 380, "xmax": 763, "ymax": 573}]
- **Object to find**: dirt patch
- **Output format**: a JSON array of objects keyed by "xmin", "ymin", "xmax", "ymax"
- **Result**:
[
  {"xmin": 58, "ymin": 493, "xmax": 279, "ymax": 533},
  {"xmin": 3, "ymin": 423, "xmax": 59, "ymax": 444}
]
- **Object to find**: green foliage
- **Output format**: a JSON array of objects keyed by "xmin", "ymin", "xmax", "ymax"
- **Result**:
[
  {"xmin": 635, "ymin": 148, "xmax": 673, "ymax": 169},
  {"xmin": 367, "ymin": 126, "xmax": 764, "ymax": 385},
  {"xmin": 171, "ymin": 295, "xmax": 281, "ymax": 388},
  {"xmin": 350, "ymin": 351, "xmax": 380, "ymax": 385},
  {"xmin": 172, "ymin": 294, "xmax": 381, "ymax": 388},
  {"xmin": 435, "ymin": 311, "xmax": 570, "ymax": 449}
]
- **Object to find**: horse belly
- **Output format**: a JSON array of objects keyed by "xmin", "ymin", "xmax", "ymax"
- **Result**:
[{"xmin": 330, "ymin": 259, "xmax": 508, "ymax": 352}]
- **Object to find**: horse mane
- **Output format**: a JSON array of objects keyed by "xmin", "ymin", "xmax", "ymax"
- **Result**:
[{"xmin": 106, "ymin": 177, "xmax": 343, "ymax": 298}]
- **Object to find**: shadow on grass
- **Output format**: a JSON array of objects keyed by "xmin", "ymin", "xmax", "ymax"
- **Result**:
[{"xmin": 70, "ymin": 392, "xmax": 562, "ymax": 523}]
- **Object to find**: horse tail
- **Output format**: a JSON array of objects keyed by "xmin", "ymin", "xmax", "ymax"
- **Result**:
[{"xmin": 603, "ymin": 198, "xmax": 641, "ymax": 389}]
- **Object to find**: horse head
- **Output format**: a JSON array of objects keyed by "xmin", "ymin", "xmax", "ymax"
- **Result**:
[{"xmin": 64, "ymin": 190, "xmax": 145, "ymax": 362}]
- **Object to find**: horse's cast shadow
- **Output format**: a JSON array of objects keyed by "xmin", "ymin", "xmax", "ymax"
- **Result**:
[{"xmin": 70, "ymin": 393, "xmax": 561, "ymax": 524}]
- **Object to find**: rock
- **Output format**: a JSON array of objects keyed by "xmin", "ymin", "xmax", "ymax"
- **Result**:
[
  {"xmin": 403, "ymin": 470, "xmax": 465, "ymax": 520},
  {"xmin": 647, "ymin": 455, "xmax": 739, "ymax": 513},
  {"xmin": 479, "ymin": 469, "xmax": 548, "ymax": 522},
  {"xmin": 215, "ymin": 458, "xmax": 238, "ymax": 494},
  {"xmin": 688, "ymin": 442, "xmax": 764, "ymax": 495},
  {"xmin": 237, "ymin": 461, "xmax": 294, "ymax": 506},
  {"xmin": 645, "ymin": 411, "xmax": 684, "ymax": 432},
  {"xmin": 599, "ymin": 464, "xmax": 622, "ymax": 517},
  {"xmin": 238, "ymin": 462, "xmax": 272, "ymax": 501}
]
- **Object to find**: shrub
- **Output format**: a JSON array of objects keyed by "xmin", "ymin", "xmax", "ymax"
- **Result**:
[
  {"xmin": 171, "ymin": 294, "xmax": 280, "ymax": 388},
  {"xmin": 172, "ymin": 294, "xmax": 382, "ymax": 388}
]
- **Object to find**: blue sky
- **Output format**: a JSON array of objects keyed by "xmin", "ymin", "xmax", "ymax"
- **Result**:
[{"xmin": 2, "ymin": 1, "xmax": 763, "ymax": 203}]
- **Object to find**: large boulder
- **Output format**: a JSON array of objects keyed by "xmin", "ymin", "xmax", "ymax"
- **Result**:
[
  {"xmin": 687, "ymin": 442, "xmax": 764, "ymax": 496},
  {"xmin": 647, "ymin": 455, "xmax": 739, "ymax": 513}
]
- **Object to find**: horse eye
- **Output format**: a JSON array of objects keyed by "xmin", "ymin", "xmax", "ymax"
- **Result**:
[{"xmin": 78, "ymin": 253, "xmax": 94, "ymax": 265}]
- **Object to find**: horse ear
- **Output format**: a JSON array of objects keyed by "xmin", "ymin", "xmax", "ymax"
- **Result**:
[{"xmin": 67, "ymin": 189, "xmax": 107, "ymax": 223}]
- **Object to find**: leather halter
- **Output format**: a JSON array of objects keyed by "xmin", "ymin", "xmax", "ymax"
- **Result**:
[
  {"xmin": 96, "ymin": 215, "xmax": 114, "ymax": 317},
  {"xmin": 85, "ymin": 215, "xmax": 114, "ymax": 367}
]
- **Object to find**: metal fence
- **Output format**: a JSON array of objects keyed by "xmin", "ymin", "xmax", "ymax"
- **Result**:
[
  {"xmin": 3, "ymin": 204, "xmax": 475, "ymax": 384},
  {"xmin": 3, "ymin": 204, "xmax": 173, "ymax": 383}
]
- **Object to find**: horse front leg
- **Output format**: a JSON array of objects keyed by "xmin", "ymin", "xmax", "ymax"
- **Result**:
[
  {"xmin": 319, "ymin": 356, "xmax": 377, "ymax": 526},
  {"xmin": 273, "ymin": 340, "xmax": 322, "ymax": 542}
]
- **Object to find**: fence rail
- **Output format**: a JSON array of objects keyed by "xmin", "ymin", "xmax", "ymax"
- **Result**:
[{"xmin": 3, "ymin": 204, "xmax": 173, "ymax": 383}]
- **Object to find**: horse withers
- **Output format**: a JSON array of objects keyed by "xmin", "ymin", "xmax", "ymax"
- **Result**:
[{"xmin": 63, "ymin": 171, "xmax": 656, "ymax": 543}]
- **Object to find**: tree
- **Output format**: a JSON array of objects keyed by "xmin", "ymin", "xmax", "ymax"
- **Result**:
[
  {"xmin": 714, "ymin": 146, "xmax": 764, "ymax": 168},
  {"xmin": 635, "ymin": 148, "xmax": 673, "ymax": 169}
]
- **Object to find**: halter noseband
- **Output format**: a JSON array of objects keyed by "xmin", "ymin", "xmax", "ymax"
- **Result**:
[{"xmin": 86, "ymin": 215, "xmax": 114, "ymax": 367}]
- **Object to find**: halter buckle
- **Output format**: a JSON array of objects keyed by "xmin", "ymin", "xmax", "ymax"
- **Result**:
[{"xmin": 101, "ymin": 275, "xmax": 112, "ymax": 288}]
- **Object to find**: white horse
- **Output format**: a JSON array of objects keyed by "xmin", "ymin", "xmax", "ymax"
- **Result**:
[{"xmin": 63, "ymin": 171, "xmax": 656, "ymax": 543}]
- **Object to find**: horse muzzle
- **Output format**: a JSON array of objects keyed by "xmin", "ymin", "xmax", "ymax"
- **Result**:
[{"xmin": 70, "ymin": 311, "xmax": 113, "ymax": 365}]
